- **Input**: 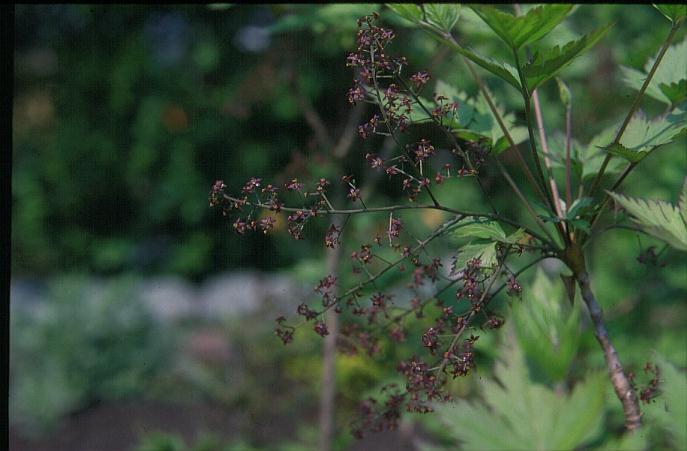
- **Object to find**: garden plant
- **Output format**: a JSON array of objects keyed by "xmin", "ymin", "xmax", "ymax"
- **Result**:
[{"xmin": 210, "ymin": 3, "xmax": 687, "ymax": 444}]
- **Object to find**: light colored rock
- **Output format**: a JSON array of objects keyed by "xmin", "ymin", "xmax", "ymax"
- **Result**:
[{"xmin": 138, "ymin": 276, "xmax": 197, "ymax": 322}]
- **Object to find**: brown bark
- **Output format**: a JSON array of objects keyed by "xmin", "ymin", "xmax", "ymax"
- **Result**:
[
  {"xmin": 318, "ymin": 217, "xmax": 342, "ymax": 451},
  {"xmin": 576, "ymin": 270, "xmax": 641, "ymax": 430}
]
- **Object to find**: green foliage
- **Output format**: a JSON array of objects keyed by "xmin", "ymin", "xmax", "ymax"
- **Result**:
[
  {"xmin": 654, "ymin": 4, "xmax": 687, "ymax": 23},
  {"xmin": 511, "ymin": 269, "xmax": 582, "ymax": 382},
  {"xmin": 137, "ymin": 433, "xmax": 186, "ymax": 451},
  {"xmin": 453, "ymin": 218, "xmax": 506, "ymax": 241},
  {"xmin": 269, "ymin": 4, "xmax": 379, "ymax": 35},
  {"xmin": 428, "ymin": 338, "xmax": 606, "ymax": 450},
  {"xmin": 10, "ymin": 275, "xmax": 174, "ymax": 434},
  {"xmin": 386, "ymin": 3, "xmax": 461, "ymax": 34},
  {"xmin": 432, "ymin": 80, "xmax": 528, "ymax": 153},
  {"xmin": 437, "ymin": 38, "xmax": 522, "ymax": 90},
  {"xmin": 644, "ymin": 355, "xmax": 687, "ymax": 450},
  {"xmin": 523, "ymin": 23, "xmax": 612, "ymax": 92},
  {"xmin": 603, "ymin": 103, "xmax": 686, "ymax": 162},
  {"xmin": 608, "ymin": 179, "xmax": 687, "ymax": 250},
  {"xmin": 470, "ymin": 5, "xmax": 574, "ymax": 50},
  {"xmin": 423, "ymin": 4, "xmax": 461, "ymax": 33},
  {"xmin": 621, "ymin": 38, "xmax": 687, "ymax": 106}
]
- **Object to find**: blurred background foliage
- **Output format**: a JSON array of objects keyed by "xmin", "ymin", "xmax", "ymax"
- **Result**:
[{"xmin": 11, "ymin": 4, "xmax": 687, "ymax": 450}]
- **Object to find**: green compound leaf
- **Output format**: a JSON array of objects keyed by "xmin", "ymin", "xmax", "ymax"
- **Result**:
[
  {"xmin": 452, "ymin": 242, "xmax": 497, "ymax": 271},
  {"xmin": 441, "ymin": 39, "xmax": 522, "ymax": 90},
  {"xmin": 453, "ymin": 219, "xmax": 506, "ymax": 241},
  {"xmin": 386, "ymin": 3, "xmax": 422, "ymax": 23},
  {"xmin": 387, "ymin": 5, "xmax": 521, "ymax": 89},
  {"xmin": 422, "ymin": 4, "xmax": 461, "ymax": 33},
  {"xmin": 387, "ymin": 4, "xmax": 460, "ymax": 33},
  {"xmin": 432, "ymin": 339, "xmax": 605, "ymax": 450},
  {"xmin": 654, "ymin": 4, "xmax": 687, "ymax": 23},
  {"xmin": 620, "ymin": 38, "xmax": 687, "ymax": 105},
  {"xmin": 432, "ymin": 80, "xmax": 527, "ymax": 153},
  {"xmin": 512, "ymin": 269, "xmax": 582, "ymax": 382},
  {"xmin": 603, "ymin": 104, "xmax": 686, "ymax": 163},
  {"xmin": 524, "ymin": 23, "xmax": 612, "ymax": 92},
  {"xmin": 470, "ymin": 5, "xmax": 573, "ymax": 50},
  {"xmin": 607, "ymin": 189, "xmax": 687, "ymax": 251}
]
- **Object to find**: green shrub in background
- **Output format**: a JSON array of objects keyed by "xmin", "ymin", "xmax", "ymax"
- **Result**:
[{"xmin": 10, "ymin": 275, "xmax": 174, "ymax": 434}]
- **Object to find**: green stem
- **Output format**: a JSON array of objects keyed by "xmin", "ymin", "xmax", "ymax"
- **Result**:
[{"xmin": 514, "ymin": 49, "xmax": 558, "ymax": 217}]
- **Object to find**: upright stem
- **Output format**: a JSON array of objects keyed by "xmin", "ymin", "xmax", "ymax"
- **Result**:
[
  {"xmin": 564, "ymin": 101, "xmax": 573, "ymax": 210},
  {"xmin": 532, "ymin": 90, "xmax": 565, "ymax": 222},
  {"xmin": 576, "ymin": 270, "xmax": 641, "ymax": 430},
  {"xmin": 318, "ymin": 215, "xmax": 342, "ymax": 451},
  {"xmin": 514, "ymin": 50, "xmax": 556, "ymax": 214},
  {"xmin": 566, "ymin": 244, "xmax": 641, "ymax": 431}
]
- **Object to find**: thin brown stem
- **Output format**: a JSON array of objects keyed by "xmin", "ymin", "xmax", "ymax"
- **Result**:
[
  {"xmin": 318, "ymin": 214, "xmax": 342, "ymax": 451},
  {"xmin": 576, "ymin": 270, "xmax": 641, "ymax": 430},
  {"xmin": 436, "ymin": 255, "xmax": 509, "ymax": 377},
  {"xmin": 532, "ymin": 89, "xmax": 565, "ymax": 223},
  {"xmin": 222, "ymin": 194, "xmax": 552, "ymax": 246},
  {"xmin": 565, "ymin": 101, "xmax": 573, "ymax": 211}
]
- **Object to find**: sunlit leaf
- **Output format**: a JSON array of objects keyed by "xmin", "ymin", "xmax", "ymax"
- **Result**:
[
  {"xmin": 422, "ymin": 4, "xmax": 461, "ymax": 33},
  {"xmin": 620, "ymin": 38, "xmax": 687, "ymax": 105},
  {"xmin": 432, "ymin": 339, "xmax": 605, "ymax": 450},
  {"xmin": 470, "ymin": 5, "xmax": 573, "ymax": 50},
  {"xmin": 453, "ymin": 242, "xmax": 497, "ymax": 271},
  {"xmin": 453, "ymin": 219, "xmax": 506, "ymax": 241},
  {"xmin": 385, "ymin": 3, "xmax": 422, "ymax": 23},
  {"xmin": 603, "ymin": 104, "xmax": 686, "ymax": 162},
  {"xmin": 607, "ymin": 190, "xmax": 687, "ymax": 251},
  {"xmin": 512, "ymin": 269, "xmax": 582, "ymax": 382}
]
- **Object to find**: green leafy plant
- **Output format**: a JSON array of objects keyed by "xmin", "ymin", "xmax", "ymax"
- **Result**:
[
  {"xmin": 425, "ymin": 337, "xmax": 607, "ymax": 451},
  {"xmin": 10, "ymin": 275, "xmax": 174, "ymax": 434},
  {"xmin": 212, "ymin": 2, "xmax": 686, "ymax": 440},
  {"xmin": 608, "ymin": 178, "xmax": 687, "ymax": 250}
]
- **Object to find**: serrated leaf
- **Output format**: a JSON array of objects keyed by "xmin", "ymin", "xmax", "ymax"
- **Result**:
[
  {"xmin": 524, "ymin": 24, "xmax": 612, "ymax": 92},
  {"xmin": 433, "ymin": 339, "xmax": 605, "ymax": 450},
  {"xmin": 504, "ymin": 228, "xmax": 527, "ymax": 244},
  {"xmin": 386, "ymin": 3, "xmax": 422, "ymax": 23},
  {"xmin": 453, "ymin": 242, "xmax": 497, "ymax": 271},
  {"xmin": 608, "ymin": 191, "xmax": 687, "ymax": 251},
  {"xmin": 453, "ymin": 219, "xmax": 506, "ymax": 241},
  {"xmin": 470, "ymin": 5, "xmax": 573, "ymax": 50},
  {"xmin": 422, "ymin": 4, "xmax": 460, "ymax": 33},
  {"xmin": 603, "ymin": 105, "xmax": 687, "ymax": 162},
  {"xmin": 512, "ymin": 269, "xmax": 582, "ymax": 382},
  {"xmin": 493, "ymin": 127, "xmax": 529, "ymax": 154},
  {"xmin": 432, "ymin": 81, "xmax": 527, "ymax": 153},
  {"xmin": 581, "ymin": 126, "xmax": 625, "ymax": 180},
  {"xmin": 644, "ymin": 355, "xmax": 687, "ymax": 450},
  {"xmin": 621, "ymin": 38, "xmax": 687, "ymax": 105},
  {"xmin": 654, "ymin": 4, "xmax": 687, "ymax": 22},
  {"xmin": 441, "ymin": 40, "xmax": 521, "ymax": 89}
]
